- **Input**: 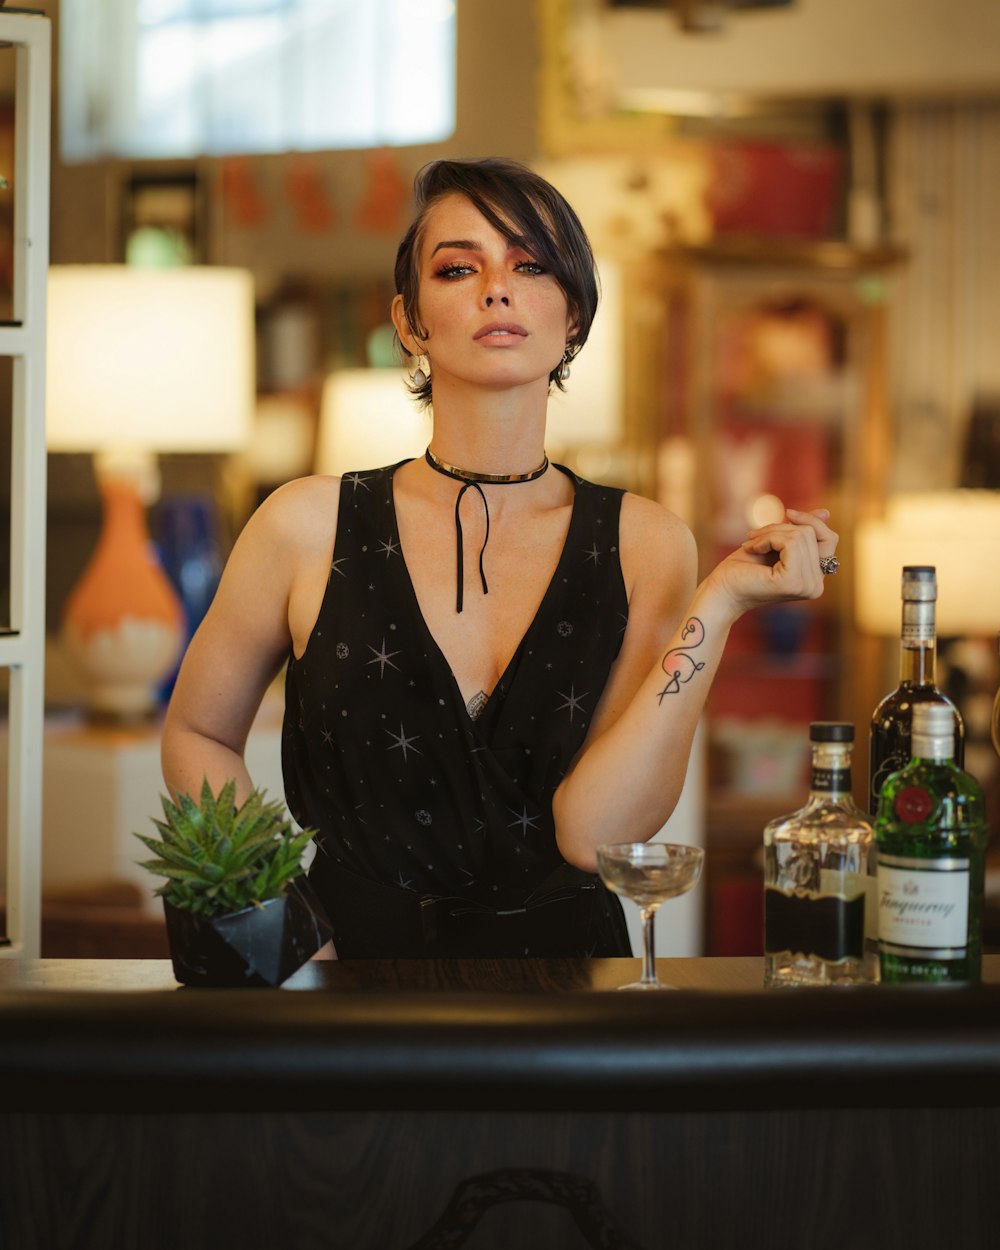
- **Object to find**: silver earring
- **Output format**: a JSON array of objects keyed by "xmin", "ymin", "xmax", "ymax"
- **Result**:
[
  {"xmin": 558, "ymin": 348, "xmax": 572, "ymax": 383},
  {"xmin": 410, "ymin": 356, "xmax": 428, "ymax": 388}
]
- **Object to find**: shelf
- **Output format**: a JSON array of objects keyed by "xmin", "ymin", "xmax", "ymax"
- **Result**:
[
  {"xmin": 0, "ymin": 9, "xmax": 51, "ymax": 959},
  {"xmin": 659, "ymin": 238, "xmax": 908, "ymax": 273}
]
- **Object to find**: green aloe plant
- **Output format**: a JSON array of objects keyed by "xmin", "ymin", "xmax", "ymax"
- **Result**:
[{"xmin": 135, "ymin": 778, "xmax": 317, "ymax": 917}]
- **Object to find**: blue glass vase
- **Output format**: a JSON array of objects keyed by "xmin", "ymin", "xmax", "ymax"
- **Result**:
[{"xmin": 155, "ymin": 495, "xmax": 222, "ymax": 702}]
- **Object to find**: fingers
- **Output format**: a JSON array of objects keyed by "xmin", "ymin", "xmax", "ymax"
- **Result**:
[
  {"xmin": 739, "ymin": 522, "xmax": 825, "ymax": 600},
  {"xmin": 744, "ymin": 507, "xmax": 839, "ymax": 559},
  {"xmin": 785, "ymin": 507, "xmax": 839, "ymax": 556}
]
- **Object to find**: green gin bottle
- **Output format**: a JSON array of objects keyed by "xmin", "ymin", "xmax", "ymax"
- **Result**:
[
  {"xmin": 764, "ymin": 723, "xmax": 877, "ymax": 987},
  {"xmin": 875, "ymin": 701, "xmax": 989, "ymax": 984}
]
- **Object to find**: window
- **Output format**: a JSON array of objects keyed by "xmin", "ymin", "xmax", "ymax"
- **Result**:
[{"xmin": 60, "ymin": 0, "xmax": 456, "ymax": 161}]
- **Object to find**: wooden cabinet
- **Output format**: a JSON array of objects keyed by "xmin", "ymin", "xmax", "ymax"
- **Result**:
[{"xmin": 622, "ymin": 240, "xmax": 903, "ymax": 951}]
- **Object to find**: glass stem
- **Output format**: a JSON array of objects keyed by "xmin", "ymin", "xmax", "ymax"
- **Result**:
[{"xmin": 640, "ymin": 906, "xmax": 658, "ymax": 984}]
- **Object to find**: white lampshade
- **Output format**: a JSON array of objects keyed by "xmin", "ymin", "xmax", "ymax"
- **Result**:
[
  {"xmin": 855, "ymin": 490, "xmax": 1000, "ymax": 635},
  {"xmin": 546, "ymin": 255, "xmax": 624, "ymax": 448},
  {"xmin": 46, "ymin": 265, "xmax": 255, "ymax": 453},
  {"xmin": 315, "ymin": 368, "xmax": 429, "ymax": 475}
]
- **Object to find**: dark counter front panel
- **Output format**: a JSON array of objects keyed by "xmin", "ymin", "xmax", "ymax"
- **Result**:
[{"xmin": 2, "ymin": 957, "xmax": 1000, "ymax": 1249}]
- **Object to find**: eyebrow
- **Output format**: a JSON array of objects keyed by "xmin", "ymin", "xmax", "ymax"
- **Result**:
[{"xmin": 430, "ymin": 238, "xmax": 481, "ymax": 256}]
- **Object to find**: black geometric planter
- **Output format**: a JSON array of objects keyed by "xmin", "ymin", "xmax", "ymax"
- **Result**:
[{"xmin": 163, "ymin": 876, "xmax": 333, "ymax": 987}]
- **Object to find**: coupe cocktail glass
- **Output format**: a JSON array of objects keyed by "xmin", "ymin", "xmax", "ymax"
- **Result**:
[{"xmin": 596, "ymin": 841, "xmax": 705, "ymax": 990}]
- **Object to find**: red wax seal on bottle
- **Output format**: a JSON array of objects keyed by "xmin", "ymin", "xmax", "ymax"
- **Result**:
[{"xmin": 895, "ymin": 785, "xmax": 933, "ymax": 824}]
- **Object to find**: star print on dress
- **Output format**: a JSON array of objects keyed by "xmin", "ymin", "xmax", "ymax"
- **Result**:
[
  {"xmin": 385, "ymin": 721, "xmax": 422, "ymax": 761},
  {"xmin": 367, "ymin": 636, "xmax": 401, "ymax": 676},
  {"xmin": 508, "ymin": 805, "xmax": 541, "ymax": 837},
  {"xmin": 377, "ymin": 535, "xmax": 401, "ymax": 559},
  {"xmin": 343, "ymin": 472, "xmax": 371, "ymax": 492},
  {"xmin": 584, "ymin": 542, "xmax": 602, "ymax": 565},
  {"xmin": 555, "ymin": 684, "xmax": 589, "ymax": 723}
]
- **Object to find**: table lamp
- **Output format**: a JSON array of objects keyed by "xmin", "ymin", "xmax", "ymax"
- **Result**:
[
  {"xmin": 46, "ymin": 265, "xmax": 255, "ymax": 719},
  {"xmin": 854, "ymin": 490, "xmax": 1000, "ymax": 637},
  {"xmin": 315, "ymin": 367, "xmax": 429, "ymax": 476}
]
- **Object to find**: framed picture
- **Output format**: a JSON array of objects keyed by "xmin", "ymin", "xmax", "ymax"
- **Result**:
[{"xmin": 539, "ymin": 0, "xmax": 676, "ymax": 156}]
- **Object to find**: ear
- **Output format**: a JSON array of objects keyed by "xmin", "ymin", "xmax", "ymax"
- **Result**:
[
  {"xmin": 392, "ymin": 294, "xmax": 423, "ymax": 356},
  {"xmin": 565, "ymin": 308, "xmax": 581, "ymax": 348}
]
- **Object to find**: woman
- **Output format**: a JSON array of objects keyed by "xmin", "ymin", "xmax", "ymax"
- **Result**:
[{"xmin": 162, "ymin": 158, "xmax": 838, "ymax": 958}]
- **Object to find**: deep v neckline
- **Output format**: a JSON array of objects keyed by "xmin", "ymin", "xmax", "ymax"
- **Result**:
[{"xmin": 387, "ymin": 460, "xmax": 579, "ymax": 721}]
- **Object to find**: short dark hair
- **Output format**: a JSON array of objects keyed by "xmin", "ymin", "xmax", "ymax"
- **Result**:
[{"xmin": 393, "ymin": 157, "xmax": 599, "ymax": 405}]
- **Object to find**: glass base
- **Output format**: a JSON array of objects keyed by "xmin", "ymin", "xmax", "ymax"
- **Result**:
[
  {"xmin": 764, "ymin": 950, "xmax": 878, "ymax": 988},
  {"xmin": 618, "ymin": 978, "xmax": 677, "ymax": 991}
]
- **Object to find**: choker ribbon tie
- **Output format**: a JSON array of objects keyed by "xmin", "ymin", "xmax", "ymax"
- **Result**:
[{"xmin": 424, "ymin": 447, "xmax": 550, "ymax": 613}]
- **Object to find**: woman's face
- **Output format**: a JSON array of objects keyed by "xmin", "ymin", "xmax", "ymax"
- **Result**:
[{"xmin": 392, "ymin": 193, "xmax": 576, "ymax": 398}]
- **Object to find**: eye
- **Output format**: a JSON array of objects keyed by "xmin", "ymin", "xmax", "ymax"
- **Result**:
[
  {"xmin": 435, "ymin": 261, "xmax": 476, "ymax": 280},
  {"xmin": 515, "ymin": 259, "xmax": 547, "ymax": 275}
]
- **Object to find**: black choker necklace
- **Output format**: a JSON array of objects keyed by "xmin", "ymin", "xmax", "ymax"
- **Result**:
[{"xmin": 424, "ymin": 447, "xmax": 550, "ymax": 613}]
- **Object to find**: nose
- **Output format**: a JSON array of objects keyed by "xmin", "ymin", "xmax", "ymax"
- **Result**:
[{"xmin": 482, "ymin": 266, "xmax": 510, "ymax": 309}]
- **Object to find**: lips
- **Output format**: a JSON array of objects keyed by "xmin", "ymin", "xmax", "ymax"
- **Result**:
[{"xmin": 474, "ymin": 322, "xmax": 528, "ymax": 340}]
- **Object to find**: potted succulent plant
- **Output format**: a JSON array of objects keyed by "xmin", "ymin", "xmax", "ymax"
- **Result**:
[{"xmin": 136, "ymin": 778, "xmax": 332, "ymax": 987}]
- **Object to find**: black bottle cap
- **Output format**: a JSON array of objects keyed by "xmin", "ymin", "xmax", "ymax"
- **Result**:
[{"xmin": 809, "ymin": 722, "xmax": 854, "ymax": 742}]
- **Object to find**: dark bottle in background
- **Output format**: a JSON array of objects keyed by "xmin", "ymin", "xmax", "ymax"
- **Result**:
[
  {"xmin": 875, "ymin": 701, "xmax": 988, "ymax": 984},
  {"xmin": 868, "ymin": 565, "xmax": 964, "ymax": 814}
]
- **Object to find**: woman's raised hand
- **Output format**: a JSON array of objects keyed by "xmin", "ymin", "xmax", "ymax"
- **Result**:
[{"xmin": 707, "ymin": 507, "xmax": 839, "ymax": 618}]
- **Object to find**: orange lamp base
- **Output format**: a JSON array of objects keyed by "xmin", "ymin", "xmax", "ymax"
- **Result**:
[{"xmin": 62, "ymin": 474, "xmax": 184, "ymax": 720}]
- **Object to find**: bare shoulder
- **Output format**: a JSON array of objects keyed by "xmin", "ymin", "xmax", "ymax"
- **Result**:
[
  {"xmin": 618, "ymin": 491, "xmax": 697, "ymax": 598},
  {"xmin": 239, "ymin": 474, "xmax": 342, "ymax": 560}
]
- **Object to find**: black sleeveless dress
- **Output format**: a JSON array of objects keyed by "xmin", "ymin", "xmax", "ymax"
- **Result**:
[{"xmin": 281, "ymin": 461, "xmax": 632, "ymax": 958}]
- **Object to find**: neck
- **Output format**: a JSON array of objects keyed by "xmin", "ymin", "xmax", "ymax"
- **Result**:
[{"xmin": 426, "ymin": 375, "xmax": 548, "ymax": 475}]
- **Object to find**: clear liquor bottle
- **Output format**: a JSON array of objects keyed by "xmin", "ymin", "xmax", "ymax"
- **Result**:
[
  {"xmin": 868, "ymin": 565, "xmax": 964, "ymax": 814},
  {"xmin": 764, "ymin": 723, "xmax": 877, "ymax": 987},
  {"xmin": 875, "ymin": 701, "xmax": 989, "ymax": 985}
]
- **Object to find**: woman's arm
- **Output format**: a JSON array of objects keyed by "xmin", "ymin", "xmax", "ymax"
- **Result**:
[
  {"xmin": 161, "ymin": 476, "xmax": 340, "ymax": 804},
  {"xmin": 552, "ymin": 495, "xmax": 836, "ymax": 871}
]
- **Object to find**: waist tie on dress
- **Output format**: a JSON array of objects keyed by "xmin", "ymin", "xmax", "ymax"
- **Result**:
[{"xmin": 307, "ymin": 856, "xmax": 610, "ymax": 959}]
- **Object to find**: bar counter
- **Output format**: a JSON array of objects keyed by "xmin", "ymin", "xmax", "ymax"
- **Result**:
[{"xmin": 3, "ymin": 956, "xmax": 1000, "ymax": 1248}]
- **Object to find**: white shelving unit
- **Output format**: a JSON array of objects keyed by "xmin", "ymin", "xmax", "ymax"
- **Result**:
[{"xmin": 0, "ymin": 11, "xmax": 50, "ymax": 958}]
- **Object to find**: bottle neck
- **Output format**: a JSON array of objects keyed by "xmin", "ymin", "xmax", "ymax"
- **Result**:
[
  {"xmin": 912, "ymin": 734, "xmax": 954, "ymax": 763},
  {"xmin": 810, "ymin": 744, "xmax": 853, "ymax": 797},
  {"xmin": 899, "ymin": 597, "xmax": 937, "ymax": 685}
]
